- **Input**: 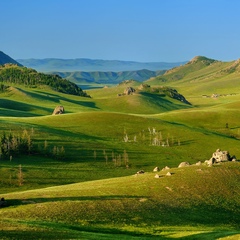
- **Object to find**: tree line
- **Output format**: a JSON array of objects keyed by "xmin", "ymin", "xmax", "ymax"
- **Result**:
[
  {"xmin": 0, "ymin": 64, "xmax": 90, "ymax": 97},
  {"xmin": 0, "ymin": 129, "xmax": 65, "ymax": 160}
]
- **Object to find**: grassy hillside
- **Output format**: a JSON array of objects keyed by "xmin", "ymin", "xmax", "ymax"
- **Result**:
[
  {"xmin": 0, "ymin": 162, "xmax": 239, "ymax": 239},
  {"xmin": 146, "ymin": 56, "xmax": 240, "ymax": 105},
  {"xmin": 0, "ymin": 55, "xmax": 240, "ymax": 239}
]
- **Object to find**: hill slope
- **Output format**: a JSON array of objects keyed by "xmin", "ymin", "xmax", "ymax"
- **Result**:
[
  {"xmin": 146, "ymin": 56, "xmax": 240, "ymax": 102},
  {"xmin": 1, "ymin": 162, "xmax": 239, "ymax": 239},
  {"xmin": 0, "ymin": 64, "xmax": 89, "ymax": 97},
  {"xmin": 0, "ymin": 51, "xmax": 22, "ymax": 66}
]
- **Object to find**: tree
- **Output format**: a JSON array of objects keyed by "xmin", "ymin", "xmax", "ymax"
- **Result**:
[
  {"xmin": 18, "ymin": 164, "xmax": 23, "ymax": 186},
  {"xmin": 123, "ymin": 150, "xmax": 129, "ymax": 168}
]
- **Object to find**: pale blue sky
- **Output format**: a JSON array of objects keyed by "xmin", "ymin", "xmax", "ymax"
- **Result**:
[{"xmin": 1, "ymin": 0, "xmax": 240, "ymax": 62}]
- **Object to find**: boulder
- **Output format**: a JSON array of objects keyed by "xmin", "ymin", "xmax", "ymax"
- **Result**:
[
  {"xmin": 178, "ymin": 162, "xmax": 190, "ymax": 168},
  {"xmin": 137, "ymin": 170, "xmax": 144, "ymax": 174},
  {"xmin": 166, "ymin": 172, "xmax": 172, "ymax": 176},
  {"xmin": 124, "ymin": 87, "xmax": 135, "ymax": 95},
  {"xmin": 52, "ymin": 106, "xmax": 64, "ymax": 115},
  {"xmin": 211, "ymin": 149, "xmax": 231, "ymax": 163},
  {"xmin": 153, "ymin": 167, "xmax": 159, "ymax": 172},
  {"xmin": 154, "ymin": 174, "xmax": 160, "ymax": 178}
]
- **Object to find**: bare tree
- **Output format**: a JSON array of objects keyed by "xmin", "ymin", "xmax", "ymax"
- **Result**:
[
  {"xmin": 123, "ymin": 150, "xmax": 129, "ymax": 168},
  {"xmin": 124, "ymin": 134, "xmax": 129, "ymax": 142}
]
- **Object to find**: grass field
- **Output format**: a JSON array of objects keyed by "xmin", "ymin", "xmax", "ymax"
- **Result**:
[{"xmin": 0, "ymin": 59, "xmax": 240, "ymax": 239}]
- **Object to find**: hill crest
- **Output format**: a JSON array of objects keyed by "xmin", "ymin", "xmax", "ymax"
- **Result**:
[{"xmin": 0, "ymin": 51, "xmax": 22, "ymax": 66}]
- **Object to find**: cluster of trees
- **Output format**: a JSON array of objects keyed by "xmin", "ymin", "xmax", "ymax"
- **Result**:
[
  {"xmin": 0, "ymin": 130, "xmax": 65, "ymax": 160},
  {"xmin": 0, "ymin": 130, "xmax": 32, "ymax": 158},
  {"xmin": 0, "ymin": 64, "xmax": 90, "ymax": 97}
]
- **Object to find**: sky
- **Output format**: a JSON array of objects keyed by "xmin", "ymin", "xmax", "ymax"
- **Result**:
[{"xmin": 1, "ymin": 0, "xmax": 240, "ymax": 62}]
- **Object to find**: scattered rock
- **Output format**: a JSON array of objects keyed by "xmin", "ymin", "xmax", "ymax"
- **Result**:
[
  {"xmin": 52, "ymin": 106, "xmax": 64, "ymax": 115},
  {"xmin": 138, "ymin": 84, "xmax": 150, "ymax": 90},
  {"xmin": 196, "ymin": 161, "xmax": 202, "ymax": 166},
  {"xmin": 178, "ymin": 162, "xmax": 190, "ymax": 168},
  {"xmin": 165, "ymin": 186, "xmax": 172, "ymax": 191},
  {"xmin": 137, "ymin": 170, "xmax": 144, "ymax": 174},
  {"xmin": 161, "ymin": 166, "xmax": 170, "ymax": 171},
  {"xmin": 153, "ymin": 167, "xmax": 159, "ymax": 172},
  {"xmin": 139, "ymin": 198, "xmax": 148, "ymax": 202},
  {"xmin": 166, "ymin": 172, "xmax": 172, "ymax": 176},
  {"xmin": 154, "ymin": 174, "xmax": 160, "ymax": 178}
]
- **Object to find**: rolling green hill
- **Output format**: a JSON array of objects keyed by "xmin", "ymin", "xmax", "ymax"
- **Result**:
[
  {"xmin": 0, "ymin": 162, "xmax": 239, "ymax": 239},
  {"xmin": 0, "ymin": 54, "xmax": 240, "ymax": 239}
]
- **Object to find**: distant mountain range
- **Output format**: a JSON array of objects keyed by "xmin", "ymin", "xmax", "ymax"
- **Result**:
[
  {"xmin": 51, "ymin": 69, "xmax": 166, "ymax": 84},
  {"xmin": 17, "ymin": 58, "xmax": 187, "ymax": 72}
]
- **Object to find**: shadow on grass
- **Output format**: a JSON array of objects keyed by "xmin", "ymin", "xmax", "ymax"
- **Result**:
[
  {"xmin": 140, "ymin": 92, "xmax": 192, "ymax": 112},
  {"xmin": 35, "ymin": 90, "xmax": 99, "ymax": 110},
  {"xmin": 5, "ymin": 195, "xmax": 148, "ymax": 207},
  {"xmin": 0, "ymin": 99, "xmax": 52, "ymax": 116}
]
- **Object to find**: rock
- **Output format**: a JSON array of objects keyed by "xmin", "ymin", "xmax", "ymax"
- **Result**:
[
  {"xmin": 206, "ymin": 149, "xmax": 237, "ymax": 165},
  {"xmin": 161, "ymin": 166, "xmax": 170, "ymax": 171},
  {"xmin": 166, "ymin": 172, "xmax": 172, "ymax": 176},
  {"xmin": 178, "ymin": 162, "xmax": 190, "ymax": 168},
  {"xmin": 137, "ymin": 170, "xmax": 144, "ymax": 174},
  {"xmin": 154, "ymin": 174, "xmax": 160, "ymax": 178},
  {"xmin": 124, "ymin": 87, "xmax": 135, "ymax": 95},
  {"xmin": 138, "ymin": 84, "xmax": 150, "ymax": 90},
  {"xmin": 196, "ymin": 161, "xmax": 202, "ymax": 166},
  {"xmin": 52, "ymin": 106, "xmax": 64, "ymax": 115},
  {"xmin": 153, "ymin": 167, "xmax": 159, "ymax": 172},
  {"xmin": 205, "ymin": 159, "xmax": 213, "ymax": 166},
  {"xmin": 211, "ymin": 149, "xmax": 231, "ymax": 163}
]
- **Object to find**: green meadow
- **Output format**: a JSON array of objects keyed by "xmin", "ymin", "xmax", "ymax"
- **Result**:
[{"xmin": 0, "ymin": 57, "xmax": 240, "ymax": 239}]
